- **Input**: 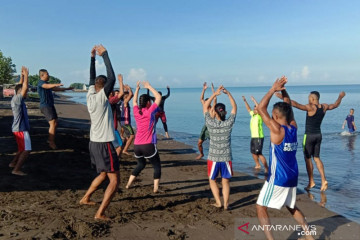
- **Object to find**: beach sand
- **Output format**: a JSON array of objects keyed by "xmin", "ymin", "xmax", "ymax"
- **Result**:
[{"xmin": 0, "ymin": 95, "xmax": 359, "ymax": 240}]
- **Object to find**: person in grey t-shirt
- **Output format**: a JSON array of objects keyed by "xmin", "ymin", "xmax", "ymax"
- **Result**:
[
  {"xmin": 203, "ymin": 85, "xmax": 237, "ymax": 210},
  {"xmin": 80, "ymin": 45, "xmax": 119, "ymax": 221},
  {"xmin": 10, "ymin": 66, "xmax": 31, "ymax": 176}
]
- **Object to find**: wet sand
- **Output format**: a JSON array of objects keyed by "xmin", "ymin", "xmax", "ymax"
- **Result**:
[{"xmin": 0, "ymin": 95, "xmax": 359, "ymax": 239}]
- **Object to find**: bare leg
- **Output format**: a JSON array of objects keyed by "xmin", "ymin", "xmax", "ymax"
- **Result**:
[
  {"xmin": 209, "ymin": 179, "xmax": 222, "ymax": 207},
  {"xmin": 222, "ymin": 178, "xmax": 230, "ymax": 210},
  {"xmin": 80, "ymin": 172, "xmax": 107, "ymax": 205},
  {"xmin": 256, "ymin": 205, "xmax": 274, "ymax": 240},
  {"xmin": 126, "ymin": 175, "xmax": 136, "ymax": 189},
  {"xmin": 95, "ymin": 171, "xmax": 120, "ymax": 220},
  {"xmin": 252, "ymin": 154, "xmax": 261, "ymax": 169},
  {"xmin": 304, "ymin": 157, "xmax": 316, "ymax": 190},
  {"xmin": 12, "ymin": 151, "xmax": 30, "ymax": 175},
  {"xmin": 258, "ymin": 154, "xmax": 268, "ymax": 173},
  {"xmin": 196, "ymin": 139, "xmax": 204, "ymax": 160},
  {"xmin": 122, "ymin": 135, "xmax": 134, "ymax": 155},
  {"xmin": 153, "ymin": 179, "xmax": 160, "ymax": 193},
  {"xmin": 48, "ymin": 119, "xmax": 57, "ymax": 149},
  {"xmin": 287, "ymin": 206, "xmax": 315, "ymax": 240},
  {"xmin": 115, "ymin": 147, "xmax": 121, "ymax": 157},
  {"xmin": 9, "ymin": 151, "xmax": 21, "ymax": 167},
  {"xmin": 313, "ymin": 157, "xmax": 328, "ymax": 191}
]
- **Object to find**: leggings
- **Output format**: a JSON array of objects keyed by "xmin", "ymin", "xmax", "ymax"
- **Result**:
[{"xmin": 132, "ymin": 144, "xmax": 161, "ymax": 179}]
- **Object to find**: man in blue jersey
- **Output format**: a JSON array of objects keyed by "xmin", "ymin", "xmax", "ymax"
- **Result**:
[{"xmin": 256, "ymin": 77, "xmax": 314, "ymax": 240}]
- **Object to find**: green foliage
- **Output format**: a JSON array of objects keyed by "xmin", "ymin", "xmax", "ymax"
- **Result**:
[
  {"xmin": 0, "ymin": 50, "xmax": 16, "ymax": 84},
  {"xmin": 27, "ymin": 92, "xmax": 39, "ymax": 99},
  {"xmin": 28, "ymin": 74, "xmax": 61, "ymax": 87},
  {"xmin": 70, "ymin": 83, "xmax": 85, "ymax": 89}
]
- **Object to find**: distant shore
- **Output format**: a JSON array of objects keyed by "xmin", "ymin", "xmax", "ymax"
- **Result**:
[{"xmin": 0, "ymin": 95, "xmax": 359, "ymax": 239}]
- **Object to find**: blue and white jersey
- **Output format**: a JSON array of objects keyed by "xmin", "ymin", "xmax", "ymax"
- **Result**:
[{"xmin": 267, "ymin": 125, "xmax": 298, "ymax": 187}]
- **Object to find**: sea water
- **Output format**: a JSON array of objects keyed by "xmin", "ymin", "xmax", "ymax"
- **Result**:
[{"xmin": 63, "ymin": 84, "xmax": 360, "ymax": 223}]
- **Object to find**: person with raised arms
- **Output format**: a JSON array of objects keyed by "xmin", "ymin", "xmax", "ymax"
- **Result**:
[
  {"xmin": 256, "ymin": 76, "xmax": 314, "ymax": 240},
  {"xmin": 126, "ymin": 81, "xmax": 162, "ymax": 193},
  {"xmin": 79, "ymin": 45, "xmax": 119, "ymax": 221},
  {"xmin": 203, "ymin": 85, "xmax": 237, "ymax": 210},
  {"xmin": 120, "ymin": 84, "xmax": 135, "ymax": 155}
]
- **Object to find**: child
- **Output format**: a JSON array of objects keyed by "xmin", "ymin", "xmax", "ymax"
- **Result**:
[
  {"xmin": 342, "ymin": 108, "xmax": 356, "ymax": 133},
  {"xmin": 256, "ymin": 76, "xmax": 314, "ymax": 240},
  {"xmin": 203, "ymin": 85, "xmax": 237, "ymax": 210},
  {"xmin": 242, "ymin": 96, "xmax": 268, "ymax": 172}
]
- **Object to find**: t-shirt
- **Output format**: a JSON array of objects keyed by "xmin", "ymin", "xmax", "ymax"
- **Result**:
[
  {"xmin": 249, "ymin": 110, "xmax": 264, "ymax": 138},
  {"xmin": 267, "ymin": 125, "xmax": 298, "ymax": 187},
  {"xmin": 346, "ymin": 115, "xmax": 355, "ymax": 130},
  {"xmin": 37, "ymin": 80, "xmax": 54, "ymax": 108},
  {"xmin": 109, "ymin": 95, "xmax": 121, "ymax": 129},
  {"xmin": 205, "ymin": 112, "xmax": 236, "ymax": 162},
  {"xmin": 11, "ymin": 94, "xmax": 30, "ymax": 132},
  {"xmin": 133, "ymin": 103, "xmax": 159, "ymax": 145},
  {"xmin": 86, "ymin": 86, "xmax": 115, "ymax": 142}
]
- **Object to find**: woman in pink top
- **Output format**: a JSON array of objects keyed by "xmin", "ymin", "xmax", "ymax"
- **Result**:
[{"xmin": 126, "ymin": 81, "xmax": 162, "ymax": 193}]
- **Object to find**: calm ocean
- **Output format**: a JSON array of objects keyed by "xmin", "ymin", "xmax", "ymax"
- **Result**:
[{"xmin": 63, "ymin": 84, "xmax": 360, "ymax": 223}]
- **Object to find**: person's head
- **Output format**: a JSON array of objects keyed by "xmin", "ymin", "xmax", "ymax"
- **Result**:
[
  {"xmin": 272, "ymin": 102, "xmax": 293, "ymax": 125},
  {"xmin": 350, "ymin": 108, "xmax": 354, "ymax": 115},
  {"xmin": 15, "ymin": 84, "xmax": 28, "ymax": 97},
  {"xmin": 95, "ymin": 75, "xmax": 107, "ymax": 92},
  {"xmin": 253, "ymin": 105, "xmax": 258, "ymax": 114},
  {"xmin": 138, "ymin": 94, "xmax": 151, "ymax": 115},
  {"xmin": 39, "ymin": 69, "xmax": 49, "ymax": 81},
  {"xmin": 215, "ymin": 103, "xmax": 227, "ymax": 121},
  {"xmin": 308, "ymin": 91, "xmax": 320, "ymax": 104}
]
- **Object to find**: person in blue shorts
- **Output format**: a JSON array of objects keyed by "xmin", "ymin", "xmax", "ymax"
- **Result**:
[
  {"xmin": 342, "ymin": 108, "xmax": 356, "ymax": 133},
  {"xmin": 203, "ymin": 85, "xmax": 237, "ymax": 210},
  {"xmin": 256, "ymin": 76, "xmax": 314, "ymax": 240}
]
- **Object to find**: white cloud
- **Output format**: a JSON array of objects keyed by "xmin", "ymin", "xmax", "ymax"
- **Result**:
[
  {"xmin": 291, "ymin": 66, "xmax": 310, "ymax": 80},
  {"xmin": 127, "ymin": 68, "xmax": 147, "ymax": 84},
  {"xmin": 301, "ymin": 66, "xmax": 310, "ymax": 79}
]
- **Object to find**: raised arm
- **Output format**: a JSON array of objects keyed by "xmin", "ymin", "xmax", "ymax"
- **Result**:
[
  {"xmin": 257, "ymin": 78, "xmax": 287, "ymax": 143},
  {"xmin": 250, "ymin": 96, "xmax": 259, "ymax": 106},
  {"xmin": 95, "ymin": 45, "xmax": 115, "ymax": 98},
  {"xmin": 146, "ymin": 88, "xmax": 155, "ymax": 101},
  {"xmin": 41, "ymin": 83, "xmax": 64, "ymax": 89},
  {"xmin": 242, "ymin": 96, "xmax": 252, "ymax": 113},
  {"xmin": 124, "ymin": 85, "xmax": 133, "ymax": 107},
  {"xmin": 117, "ymin": 74, "xmax": 124, "ymax": 98},
  {"xmin": 203, "ymin": 86, "xmax": 223, "ymax": 114},
  {"xmin": 325, "ymin": 91, "xmax": 346, "ymax": 111},
  {"xmin": 223, "ymin": 88, "xmax": 237, "ymax": 115},
  {"xmin": 279, "ymin": 87, "xmax": 297, "ymax": 128},
  {"xmin": 200, "ymin": 82, "xmax": 207, "ymax": 105},
  {"xmin": 164, "ymin": 86, "xmax": 170, "ymax": 98},
  {"xmin": 20, "ymin": 66, "xmax": 29, "ymax": 97},
  {"xmin": 19, "ymin": 67, "xmax": 25, "ymax": 85},
  {"xmin": 89, "ymin": 46, "xmax": 96, "ymax": 86},
  {"xmin": 133, "ymin": 81, "xmax": 140, "ymax": 107},
  {"xmin": 143, "ymin": 81, "xmax": 161, "ymax": 106},
  {"xmin": 275, "ymin": 91, "xmax": 310, "ymax": 112}
]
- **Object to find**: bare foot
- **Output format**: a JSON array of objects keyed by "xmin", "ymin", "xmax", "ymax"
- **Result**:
[
  {"xmin": 123, "ymin": 151, "xmax": 131, "ymax": 156},
  {"xmin": 79, "ymin": 197, "xmax": 96, "ymax": 205},
  {"xmin": 320, "ymin": 181, "xmax": 328, "ymax": 192},
  {"xmin": 211, "ymin": 203, "xmax": 222, "ymax": 208},
  {"xmin": 154, "ymin": 188, "xmax": 165, "ymax": 194},
  {"xmin": 165, "ymin": 133, "xmax": 170, "ymax": 138},
  {"xmin": 9, "ymin": 163, "xmax": 16, "ymax": 168},
  {"xmin": 224, "ymin": 205, "xmax": 232, "ymax": 211},
  {"xmin": 94, "ymin": 215, "xmax": 111, "ymax": 221},
  {"xmin": 195, "ymin": 154, "xmax": 204, "ymax": 160},
  {"xmin": 48, "ymin": 141, "xmax": 57, "ymax": 150},
  {"xmin": 11, "ymin": 170, "xmax": 27, "ymax": 176},
  {"xmin": 254, "ymin": 165, "xmax": 261, "ymax": 169},
  {"xmin": 125, "ymin": 185, "xmax": 130, "ymax": 189},
  {"xmin": 304, "ymin": 182, "xmax": 316, "ymax": 191}
]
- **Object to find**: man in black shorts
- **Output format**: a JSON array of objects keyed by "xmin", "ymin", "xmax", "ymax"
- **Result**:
[
  {"xmin": 277, "ymin": 90, "xmax": 345, "ymax": 191},
  {"xmin": 37, "ymin": 70, "xmax": 73, "ymax": 149},
  {"xmin": 79, "ymin": 45, "xmax": 119, "ymax": 221}
]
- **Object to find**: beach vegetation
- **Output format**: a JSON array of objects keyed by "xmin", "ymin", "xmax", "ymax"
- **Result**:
[
  {"xmin": 0, "ymin": 50, "xmax": 16, "ymax": 85},
  {"xmin": 28, "ymin": 74, "xmax": 61, "ymax": 87},
  {"xmin": 70, "ymin": 82, "xmax": 87, "ymax": 89}
]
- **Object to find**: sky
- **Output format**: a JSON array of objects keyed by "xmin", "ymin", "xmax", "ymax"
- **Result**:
[{"xmin": 0, "ymin": 0, "xmax": 359, "ymax": 88}]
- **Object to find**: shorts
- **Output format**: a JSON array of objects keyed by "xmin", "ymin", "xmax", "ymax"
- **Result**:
[
  {"xmin": 134, "ymin": 143, "xmax": 158, "ymax": 159},
  {"xmin": 250, "ymin": 138, "xmax": 264, "ymax": 154},
  {"xmin": 40, "ymin": 106, "xmax": 58, "ymax": 121},
  {"xmin": 112, "ymin": 130, "xmax": 123, "ymax": 148},
  {"xmin": 207, "ymin": 160, "xmax": 233, "ymax": 180},
  {"xmin": 13, "ymin": 131, "xmax": 32, "ymax": 152},
  {"xmin": 199, "ymin": 125, "xmax": 210, "ymax": 141},
  {"xmin": 121, "ymin": 124, "xmax": 134, "ymax": 138},
  {"xmin": 89, "ymin": 141, "xmax": 119, "ymax": 174},
  {"xmin": 349, "ymin": 128, "xmax": 355, "ymax": 133},
  {"xmin": 303, "ymin": 133, "xmax": 322, "ymax": 158},
  {"xmin": 155, "ymin": 111, "xmax": 167, "ymax": 123},
  {"xmin": 256, "ymin": 181, "xmax": 296, "ymax": 210}
]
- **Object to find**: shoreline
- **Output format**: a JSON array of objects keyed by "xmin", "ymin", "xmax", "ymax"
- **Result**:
[{"xmin": 0, "ymin": 95, "xmax": 359, "ymax": 239}]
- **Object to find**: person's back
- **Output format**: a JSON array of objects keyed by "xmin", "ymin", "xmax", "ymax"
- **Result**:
[
  {"xmin": 11, "ymin": 93, "xmax": 30, "ymax": 132},
  {"xmin": 133, "ymin": 102, "xmax": 158, "ymax": 145},
  {"xmin": 305, "ymin": 104, "xmax": 325, "ymax": 134},
  {"xmin": 87, "ymin": 86, "xmax": 115, "ymax": 142},
  {"xmin": 250, "ymin": 111, "xmax": 264, "ymax": 138},
  {"xmin": 268, "ymin": 125, "xmax": 298, "ymax": 188}
]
